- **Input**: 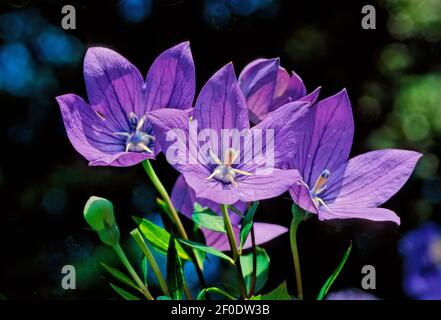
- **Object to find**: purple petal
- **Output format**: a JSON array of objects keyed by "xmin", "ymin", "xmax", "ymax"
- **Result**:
[
  {"xmin": 298, "ymin": 86, "xmax": 321, "ymax": 105},
  {"xmin": 271, "ymin": 68, "xmax": 307, "ymax": 108},
  {"xmin": 193, "ymin": 63, "xmax": 250, "ymax": 157},
  {"xmin": 147, "ymin": 108, "xmax": 197, "ymax": 172},
  {"xmin": 144, "ymin": 42, "xmax": 195, "ymax": 111},
  {"xmin": 289, "ymin": 183, "xmax": 317, "ymax": 214},
  {"xmin": 57, "ymin": 94, "xmax": 123, "ymax": 161},
  {"xmin": 241, "ymin": 100, "xmax": 310, "ymax": 170},
  {"xmin": 323, "ymin": 149, "xmax": 422, "ymax": 209},
  {"xmin": 183, "ymin": 169, "xmax": 240, "ymax": 205},
  {"xmin": 171, "ymin": 174, "xmax": 245, "ymax": 224},
  {"xmin": 203, "ymin": 222, "xmax": 288, "ymax": 251},
  {"xmin": 88, "ymin": 151, "xmax": 152, "ymax": 167},
  {"xmin": 171, "ymin": 174, "xmax": 196, "ymax": 219},
  {"xmin": 239, "ymin": 58, "xmax": 279, "ymax": 124},
  {"xmin": 83, "ymin": 47, "xmax": 144, "ymax": 131},
  {"xmin": 241, "ymin": 222, "xmax": 288, "ymax": 249},
  {"xmin": 289, "ymin": 89, "xmax": 354, "ymax": 187},
  {"xmin": 235, "ymin": 168, "xmax": 301, "ymax": 203},
  {"xmin": 318, "ymin": 206, "xmax": 400, "ymax": 224}
]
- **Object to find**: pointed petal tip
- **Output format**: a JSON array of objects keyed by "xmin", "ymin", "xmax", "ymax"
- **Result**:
[
  {"xmin": 211, "ymin": 62, "xmax": 237, "ymax": 82},
  {"xmin": 84, "ymin": 46, "xmax": 113, "ymax": 59},
  {"xmin": 170, "ymin": 40, "xmax": 191, "ymax": 52}
]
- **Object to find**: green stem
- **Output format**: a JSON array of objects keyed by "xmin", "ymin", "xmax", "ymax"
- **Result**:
[
  {"xmin": 141, "ymin": 160, "xmax": 206, "ymax": 288},
  {"xmin": 131, "ymin": 229, "xmax": 170, "ymax": 297},
  {"xmin": 113, "ymin": 243, "xmax": 154, "ymax": 300},
  {"xmin": 248, "ymin": 224, "xmax": 257, "ymax": 298},
  {"xmin": 142, "ymin": 160, "xmax": 188, "ymax": 240},
  {"xmin": 290, "ymin": 218, "xmax": 303, "ymax": 300},
  {"xmin": 221, "ymin": 204, "xmax": 247, "ymax": 299}
]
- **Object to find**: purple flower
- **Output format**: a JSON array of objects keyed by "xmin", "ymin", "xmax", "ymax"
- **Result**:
[
  {"xmin": 171, "ymin": 174, "xmax": 287, "ymax": 251},
  {"xmin": 288, "ymin": 89, "xmax": 422, "ymax": 224},
  {"xmin": 400, "ymin": 222, "xmax": 441, "ymax": 299},
  {"xmin": 238, "ymin": 58, "xmax": 320, "ymax": 124},
  {"xmin": 148, "ymin": 63, "xmax": 309, "ymax": 205},
  {"xmin": 56, "ymin": 42, "xmax": 195, "ymax": 167},
  {"xmin": 325, "ymin": 288, "xmax": 378, "ymax": 300}
]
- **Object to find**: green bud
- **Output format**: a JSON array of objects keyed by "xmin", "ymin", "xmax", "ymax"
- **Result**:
[{"xmin": 83, "ymin": 196, "xmax": 120, "ymax": 247}]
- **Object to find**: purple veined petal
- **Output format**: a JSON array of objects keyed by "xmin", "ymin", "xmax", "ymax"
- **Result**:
[
  {"xmin": 193, "ymin": 63, "xmax": 250, "ymax": 161},
  {"xmin": 171, "ymin": 174, "xmax": 245, "ymax": 224},
  {"xmin": 83, "ymin": 47, "xmax": 144, "ymax": 132},
  {"xmin": 289, "ymin": 183, "xmax": 318, "ymax": 214},
  {"xmin": 88, "ymin": 150, "xmax": 153, "ymax": 167},
  {"xmin": 144, "ymin": 41, "xmax": 196, "ymax": 111},
  {"xmin": 289, "ymin": 89, "xmax": 354, "ymax": 188},
  {"xmin": 318, "ymin": 206, "xmax": 400, "ymax": 225},
  {"xmin": 202, "ymin": 222, "xmax": 288, "ymax": 251},
  {"xmin": 182, "ymin": 169, "xmax": 240, "ymax": 205},
  {"xmin": 241, "ymin": 222, "xmax": 288, "ymax": 248},
  {"xmin": 271, "ymin": 68, "xmax": 307, "ymax": 110},
  {"xmin": 322, "ymin": 149, "xmax": 422, "ymax": 209},
  {"xmin": 171, "ymin": 174, "xmax": 196, "ymax": 219},
  {"xmin": 234, "ymin": 168, "xmax": 302, "ymax": 203},
  {"xmin": 147, "ymin": 108, "xmax": 200, "ymax": 173},
  {"xmin": 298, "ymin": 86, "xmax": 321, "ymax": 105},
  {"xmin": 241, "ymin": 100, "xmax": 310, "ymax": 171},
  {"xmin": 56, "ymin": 94, "xmax": 124, "ymax": 162},
  {"xmin": 238, "ymin": 58, "xmax": 280, "ymax": 124}
]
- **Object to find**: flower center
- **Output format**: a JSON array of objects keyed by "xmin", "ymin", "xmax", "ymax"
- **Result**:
[
  {"xmin": 310, "ymin": 169, "xmax": 331, "ymax": 211},
  {"xmin": 113, "ymin": 112, "xmax": 154, "ymax": 153},
  {"xmin": 206, "ymin": 148, "xmax": 252, "ymax": 188}
]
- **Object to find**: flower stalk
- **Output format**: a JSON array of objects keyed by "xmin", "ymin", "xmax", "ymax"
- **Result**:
[
  {"xmin": 248, "ymin": 224, "xmax": 257, "ymax": 298},
  {"xmin": 141, "ymin": 159, "xmax": 206, "ymax": 288},
  {"xmin": 221, "ymin": 204, "xmax": 247, "ymax": 299},
  {"xmin": 113, "ymin": 243, "xmax": 154, "ymax": 300},
  {"xmin": 290, "ymin": 204, "xmax": 308, "ymax": 300},
  {"xmin": 131, "ymin": 229, "xmax": 170, "ymax": 297}
]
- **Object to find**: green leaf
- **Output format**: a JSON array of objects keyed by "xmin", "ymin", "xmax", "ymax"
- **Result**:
[
  {"xmin": 192, "ymin": 203, "xmax": 226, "ymax": 233},
  {"xmin": 240, "ymin": 246, "xmax": 270, "ymax": 294},
  {"xmin": 141, "ymin": 256, "xmax": 148, "ymax": 285},
  {"xmin": 191, "ymin": 223, "xmax": 206, "ymax": 269},
  {"xmin": 157, "ymin": 295, "xmax": 172, "ymax": 300},
  {"xmin": 250, "ymin": 281, "xmax": 292, "ymax": 300},
  {"xmin": 240, "ymin": 202, "xmax": 259, "ymax": 251},
  {"xmin": 167, "ymin": 236, "xmax": 184, "ymax": 300},
  {"xmin": 178, "ymin": 239, "xmax": 235, "ymax": 265},
  {"xmin": 317, "ymin": 243, "xmax": 352, "ymax": 300},
  {"xmin": 197, "ymin": 287, "xmax": 237, "ymax": 300},
  {"xmin": 133, "ymin": 216, "xmax": 190, "ymax": 260},
  {"xmin": 109, "ymin": 283, "xmax": 141, "ymax": 300},
  {"xmin": 101, "ymin": 262, "xmax": 138, "ymax": 291}
]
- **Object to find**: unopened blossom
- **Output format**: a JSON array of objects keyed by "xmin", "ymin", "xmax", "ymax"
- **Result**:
[
  {"xmin": 288, "ymin": 89, "xmax": 422, "ymax": 224},
  {"xmin": 238, "ymin": 58, "xmax": 320, "ymax": 124},
  {"xmin": 149, "ymin": 63, "xmax": 310, "ymax": 205},
  {"xmin": 56, "ymin": 42, "xmax": 195, "ymax": 166},
  {"xmin": 171, "ymin": 174, "xmax": 287, "ymax": 251}
]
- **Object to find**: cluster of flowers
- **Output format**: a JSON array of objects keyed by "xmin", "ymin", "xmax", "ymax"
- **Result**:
[{"xmin": 57, "ymin": 42, "xmax": 422, "ymax": 299}]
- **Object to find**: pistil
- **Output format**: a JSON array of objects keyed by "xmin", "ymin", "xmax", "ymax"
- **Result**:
[
  {"xmin": 114, "ymin": 112, "xmax": 154, "ymax": 153},
  {"xmin": 206, "ymin": 148, "xmax": 252, "ymax": 187}
]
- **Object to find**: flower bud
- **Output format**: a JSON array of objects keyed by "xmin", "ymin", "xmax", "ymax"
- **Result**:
[{"xmin": 83, "ymin": 196, "xmax": 120, "ymax": 247}]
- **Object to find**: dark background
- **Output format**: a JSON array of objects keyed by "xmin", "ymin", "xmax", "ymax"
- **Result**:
[{"xmin": 0, "ymin": 0, "xmax": 439, "ymax": 299}]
